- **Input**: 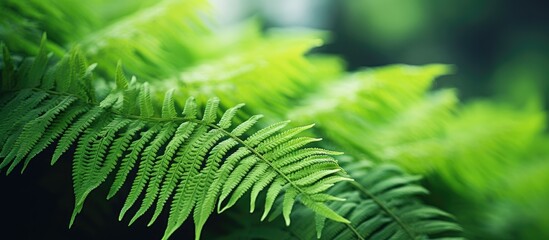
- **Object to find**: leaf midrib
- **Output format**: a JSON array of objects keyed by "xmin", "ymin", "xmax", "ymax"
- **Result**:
[{"xmin": 350, "ymin": 180, "xmax": 416, "ymax": 239}]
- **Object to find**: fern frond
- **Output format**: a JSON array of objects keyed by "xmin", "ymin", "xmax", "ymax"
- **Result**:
[
  {"xmin": 80, "ymin": 0, "xmax": 211, "ymax": 80},
  {"xmin": 1, "ymin": 0, "xmax": 210, "ymax": 80},
  {"xmin": 0, "ymin": 42, "xmax": 350, "ymax": 240},
  {"xmin": 287, "ymin": 64, "xmax": 453, "ymax": 157},
  {"xmin": 280, "ymin": 61, "xmax": 547, "ymax": 203},
  {"xmin": 317, "ymin": 158, "xmax": 462, "ymax": 239},
  {"xmin": 0, "ymin": 0, "xmax": 98, "ymax": 55},
  {"xmin": 280, "ymin": 61, "xmax": 547, "ymax": 204},
  {"xmin": 367, "ymin": 89, "xmax": 458, "ymax": 173},
  {"xmin": 163, "ymin": 30, "xmax": 328, "ymax": 119},
  {"xmin": 431, "ymin": 101, "xmax": 545, "ymax": 196},
  {"xmin": 2, "ymin": 1, "xmax": 343, "ymax": 125},
  {"xmin": 217, "ymin": 159, "xmax": 462, "ymax": 240}
]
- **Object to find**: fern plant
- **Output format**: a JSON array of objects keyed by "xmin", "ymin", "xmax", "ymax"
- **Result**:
[
  {"xmin": 0, "ymin": 0, "xmax": 465, "ymax": 239},
  {"xmin": 0, "ymin": 38, "xmax": 351, "ymax": 239}
]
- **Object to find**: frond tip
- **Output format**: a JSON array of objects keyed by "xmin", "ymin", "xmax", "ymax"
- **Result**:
[{"xmin": 0, "ymin": 42, "xmax": 350, "ymax": 240}]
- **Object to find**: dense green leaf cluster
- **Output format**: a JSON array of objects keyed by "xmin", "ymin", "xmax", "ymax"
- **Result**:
[
  {"xmin": 223, "ymin": 159, "xmax": 462, "ymax": 240},
  {"xmin": 13, "ymin": 0, "xmax": 547, "ymax": 239},
  {"xmin": 0, "ymin": 38, "xmax": 356, "ymax": 239}
]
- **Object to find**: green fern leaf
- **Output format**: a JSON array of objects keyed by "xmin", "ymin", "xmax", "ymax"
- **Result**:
[
  {"xmin": 85, "ymin": 121, "xmax": 146, "ymax": 199},
  {"xmin": 115, "ymin": 61, "xmax": 129, "ymax": 90},
  {"xmin": 120, "ymin": 122, "xmax": 177, "ymax": 220},
  {"xmin": 22, "ymin": 34, "xmax": 50, "ymax": 88},
  {"xmin": 107, "ymin": 124, "xmax": 162, "ymax": 199},
  {"xmin": 193, "ymin": 139, "xmax": 243, "ymax": 236},
  {"xmin": 226, "ymin": 160, "xmax": 462, "ymax": 240},
  {"xmin": 138, "ymin": 83, "xmax": 155, "ymax": 117},
  {"xmin": 1, "ymin": 43, "xmax": 16, "ymax": 90},
  {"xmin": 131, "ymin": 121, "xmax": 199, "ymax": 225},
  {"xmin": 0, "ymin": 90, "xmax": 47, "ymax": 145},
  {"xmin": 162, "ymin": 89, "xmax": 177, "ymax": 118},
  {"xmin": 308, "ymin": 161, "xmax": 462, "ymax": 240},
  {"xmin": 73, "ymin": 118, "xmax": 132, "ymax": 210},
  {"xmin": 5, "ymin": 96, "xmax": 77, "ymax": 173},
  {"xmin": 1, "ymin": 96, "xmax": 61, "ymax": 172},
  {"xmin": 1, "ymin": 34, "xmax": 351, "ymax": 240},
  {"xmin": 22, "ymin": 102, "xmax": 89, "ymax": 170},
  {"xmin": 51, "ymin": 106, "xmax": 108, "ymax": 165}
]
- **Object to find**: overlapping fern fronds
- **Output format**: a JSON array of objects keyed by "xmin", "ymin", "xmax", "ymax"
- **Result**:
[
  {"xmin": 219, "ymin": 159, "xmax": 462, "ymax": 240},
  {"xmin": 0, "ymin": 0, "xmax": 99, "ymax": 55},
  {"xmin": 0, "ymin": 1, "xmax": 469, "ymax": 239},
  {"xmin": 276, "ymin": 60, "xmax": 548, "ymax": 239},
  {"xmin": 312, "ymin": 160, "xmax": 462, "ymax": 240},
  {"xmin": 1, "ymin": 0, "xmax": 211, "ymax": 80},
  {"xmin": 80, "ymin": 0, "xmax": 211, "ymax": 80},
  {"xmin": 285, "ymin": 63, "xmax": 546, "ymax": 198},
  {"xmin": 431, "ymin": 101, "xmax": 545, "ymax": 196},
  {"xmin": 2, "ymin": 0, "xmax": 336, "ymax": 120},
  {"xmin": 0, "ymin": 38, "xmax": 351, "ymax": 240},
  {"xmin": 163, "ymin": 30, "xmax": 333, "ymax": 119},
  {"xmin": 287, "ymin": 64, "xmax": 454, "ymax": 161}
]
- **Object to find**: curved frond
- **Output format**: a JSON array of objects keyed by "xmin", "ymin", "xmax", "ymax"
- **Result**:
[
  {"xmin": 312, "ymin": 161, "xmax": 462, "ymax": 240},
  {"xmin": 165, "ymin": 31, "xmax": 328, "ymax": 119},
  {"xmin": 430, "ymin": 102, "xmax": 545, "ymax": 196},
  {"xmin": 0, "ymin": 0, "xmax": 98, "ymax": 55},
  {"xmin": 80, "ymin": 0, "xmax": 211, "ymax": 80},
  {"xmin": 1, "ymin": 0, "xmax": 210, "ymax": 80},
  {"xmin": 287, "ymin": 64, "xmax": 453, "ymax": 158},
  {"xmin": 0, "ymin": 41, "xmax": 349, "ymax": 240},
  {"xmin": 216, "ymin": 159, "xmax": 462, "ymax": 240}
]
